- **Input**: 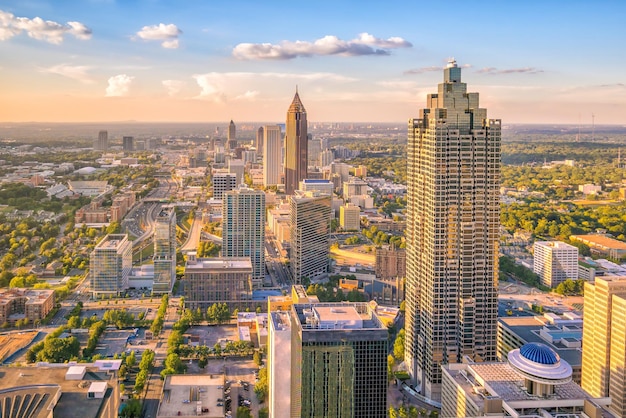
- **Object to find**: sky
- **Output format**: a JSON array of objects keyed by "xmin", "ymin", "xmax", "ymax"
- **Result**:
[{"xmin": 0, "ymin": 0, "xmax": 625, "ymax": 124}]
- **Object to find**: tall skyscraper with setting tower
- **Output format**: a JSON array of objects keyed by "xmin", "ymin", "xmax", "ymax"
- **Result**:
[
  {"xmin": 404, "ymin": 59, "xmax": 501, "ymax": 401},
  {"xmin": 284, "ymin": 89, "xmax": 308, "ymax": 195}
]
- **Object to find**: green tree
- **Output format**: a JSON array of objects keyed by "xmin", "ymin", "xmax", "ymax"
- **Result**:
[
  {"xmin": 253, "ymin": 351, "xmax": 262, "ymax": 367},
  {"xmin": 120, "ymin": 399, "xmax": 142, "ymax": 418},
  {"xmin": 393, "ymin": 329, "xmax": 405, "ymax": 360},
  {"xmin": 236, "ymin": 407, "xmax": 252, "ymax": 418}
]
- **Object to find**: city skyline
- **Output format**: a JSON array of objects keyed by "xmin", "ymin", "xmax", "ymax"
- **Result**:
[{"xmin": 1, "ymin": 1, "xmax": 625, "ymax": 124}]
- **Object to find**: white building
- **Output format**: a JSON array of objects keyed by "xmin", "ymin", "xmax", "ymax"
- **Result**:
[{"xmin": 533, "ymin": 241, "xmax": 579, "ymax": 288}]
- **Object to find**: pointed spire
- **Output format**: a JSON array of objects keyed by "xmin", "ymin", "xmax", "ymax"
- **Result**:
[{"xmin": 289, "ymin": 87, "xmax": 306, "ymax": 113}]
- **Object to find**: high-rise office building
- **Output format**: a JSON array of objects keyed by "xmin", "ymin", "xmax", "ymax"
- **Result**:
[
  {"xmin": 152, "ymin": 209, "xmax": 176, "ymax": 294},
  {"xmin": 290, "ymin": 190, "xmax": 331, "ymax": 283},
  {"xmin": 227, "ymin": 120, "xmax": 237, "ymax": 150},
  {"xmin": 222, "ymin": 186, "xmax": 266, "ymax": 288},
  {"xmin": 90, "ymin": 234, "xmax": 132, "ymax": 297},
  {"xmin": 581, "ymin": 276, "xmax": 626, "ymax": 417},
  {"xmin": 284, "ymin": 89, "xmax": 308, "ymax": 195},
  {"xmin": 263, "ymin": 125, "xmax": 282, "ymax": 186},
  {"xmin": 533, "ymin": 241, "xmax": 579, "ymax": 288},
  {"xmin": 212, "ymin": 172, "xmax": 237, "ymax": 199},
  {"xmin": 405, "ymin": 59, "xmax": 501, "ymax": 401},
  {"xmin": 122, "ymin": 136, "xmax": 134, "ymax": 152},
  {"xmin": 268, "ymin": 301, "xmax": 388, "ymax": 418},
  {"xmin": 256, "ymin": 126, "xmax": 264, "ymax": 155},
  {"xmin": 94, "ymin": 130, "xmax": 108, "ymax": 151},
  {"xmin": 228, "ymin": 159, "xmax": 245, "ymax": 186}
]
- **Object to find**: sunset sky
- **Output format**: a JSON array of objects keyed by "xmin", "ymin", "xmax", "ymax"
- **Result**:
[{"xmin": 1, "ymin": 0, "xmax": 625, "ymax": 124}]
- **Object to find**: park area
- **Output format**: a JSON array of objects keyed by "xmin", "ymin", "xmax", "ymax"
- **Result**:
[{"xmin": 0, "ymin": 331, "xmax": 38, "ymax": 362}]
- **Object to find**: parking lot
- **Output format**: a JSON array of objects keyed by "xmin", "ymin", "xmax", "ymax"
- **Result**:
[{"xmin": 94, "ymin": 329, "xmax": 135, "ymax": 358}]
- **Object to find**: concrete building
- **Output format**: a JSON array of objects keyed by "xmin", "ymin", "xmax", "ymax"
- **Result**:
[
  {"xmin": 227, "ymin": 158, "xmax": 245, "ymax": 186},
  {"xmin": 212, "ymin": 172, "xmax": 237, "ymax": 199},
  {"xmin": 226, "ymin": 119, "xmax": 237, "ymax": 150},
  {"xmin": 342, "ymin": 177, "xmax": 368, "ymax": 200},
  {"xmin": 533, "ymin": 241, "xmax": 579, "ymax": 288},
  {"xmin": 581, "ymin": 276, "xmax": 626, "ymax": 417},
  {"xmin": 320, "ymin": 149, "xmax": 334, "ymax": 167},
  {"xmin": 299, "ymin": 178, "xmax": 334, "ymax": 196},
  {"xmin": 290, "ymin": 191, "xmax": 331, "ymax": 284},
  {"xmin": 263, "ymin": 125, "xmax": 282, "ymax": 186},
  {"xmin": 405, "ymin": 59, "xmax": 501, "ymax": 401},
  {"xmin": 94, "ymin": 130, "xmax": 108, "ymax": 151},
  {"xmin": 284, "ymin": 89, "xmax": 308, "ymax": 195},
  {"xmin": 571, "ymin": 234, "xmax": 626, "ymax": 260},
  {"xmin": 0, "ymin": 361, "xmax": 121, "ymax": 418},
  {"xmin": 183, "ymin": 252, "xmax": 252, "ymax": 311},
  {"xmin": 153, "ymin": 208, "xmax": 176, "ymax": 294},
  {"xmin": 256, "ymin": 126, "xmax": 264, "ymax": 154},
  {"xmin": 157, "ymin": 375, "xmax": 223, "ymax": 418},
  {"xmin": 67, "ymin": 180, "xmax": 110, "ymax": 197},
  {"xmin": 222, "ymin": 186, "xmax": 266, "ymax": 287},
  {"xmin": 268, "ymin": 302, "xmax": 388, "ymax": 418},
  {"xmin": 0, "ymin": 288, "xmax": 55, "ymax": 325},
  {"xmin": 441, "ymin": 343, "xmax": 614, "ymax": 418},
  {"xmin": 90, "ymin": 234, "xmax": 132, "ymax": 297},
  {"xmin": 122, "ymin": 136, "xmax": 134, "ymax": 152},
  {"xmin": 579, "ymin": 183, "xmax": 602, "ymax": 195},
  {"xmin": 375, "ymin": 245, "xmax": 406, "ymax": 280},
  {"xmin": 339, "ymin": 203, "xmax": 360, "ymax": 231}
]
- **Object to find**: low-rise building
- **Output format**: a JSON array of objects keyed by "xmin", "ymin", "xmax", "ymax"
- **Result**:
[
  {"xmin": 0, "ymin": 288, "xmax": 55, "ymax": 325},
  {"xmin": 571, "ymin": 234, "xmax": 626, "ymax": 260}
]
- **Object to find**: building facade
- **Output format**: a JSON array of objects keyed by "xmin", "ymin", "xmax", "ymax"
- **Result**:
[
  {"xmin": 94, "ymin": 130, "xmax": 108, "ymax": 151},
  {"xmin": 90, "ymin": 234, "xmax": 132, "ymax": 297},
  {"xmin": 227, "ymin": 119, "xmax": 237, "ymax": 150},
  {"xmin": 122, "ymin": 136, "xmax": 134, "ymax": 152},
  {"xmin": 405, "ymin": 59, "xmax": 501, "ymax": 401},
  {"xmin": 0, "ymin": 288, "xmax": 55, "ymax": 325},
  {"xmin": 339, "ymin": 203, "xmax": 360, "ymax": 231},
  {"xmin": 375, "ymin": 245, "xmax": 406, "ymax": 280},
  {"xmin": 222, "ymin": 186, "xmax": 266, "ymax": 288},
  {"xmin": 183, "ymin": 253, "xmax": 252, "ymax": 311},
  {"xmin": 212, "ymin": 172, "xmax": 237, "ymax": 199},
  {"xmin": 581, "ymin": 276, "xmax": 626, "ymax": 417},
  {"xmin": 533, "ymin": 241, "xmax": 579, "ymax": 287},
  {"xmin": 290, "ymin": 191, "xmax": 331, "ymax": 284},
  {"xmin": 284, "ymin": 90, "xmax": 308, "ymax": 195},
  {"xmin": 263, "ymin": 125, "xmax": 283, "ymax": 186},
  {"xmin": 153, "ymin": 209, "xmax": 176, "ymax": 294}
]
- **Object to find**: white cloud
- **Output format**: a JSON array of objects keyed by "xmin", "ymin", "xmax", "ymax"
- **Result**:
[
  {"xmin": 40, "ymin": 64, "xmax": 94, "ymax": 83},
  {"xmin": 106, "ymin": 74, "xmax": 134, "ymax": 97},
  {"xmin": 233, "ymin": 32, "xmax": 411, "ymax": 60},
  {"xmin": 136, "ymin": 23, "xmax": 181, "ymax": 48},
  {"xmin": 477, "ymin": 67, "xmax": 543, "ymax": 75},
  {"xmin": 162, "ymin": 79, "xmax": 185, "ymax": 96},
  {"xmin": 192, "ymin": 71, "xmax": 356, "ymax": 102},
  {"xmin": 0, "ymin": 9, "xmax": 91, "ymax": 44},
  {"xmin": 405, "ymin": 63, "xmax": 472, "ymax": 75}
]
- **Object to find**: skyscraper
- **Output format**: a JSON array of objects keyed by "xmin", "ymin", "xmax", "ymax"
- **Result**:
[
  {"xmin": 581, "ymin": 276, "xmax": 626, "ymax": 417},
  {"xmin": 405, "ymin": 59, "xmax": 501, "ymax": 401},
  {"xmin": 290, "ymin": 190, "xmax": 331, "ymax": 284},
  {"xmin": 256, "ymin": 126, "xmax": 264, "ymax": 155},
  {"xmin": 263, "ymin": 125, "xmax": 282, "ymax": 186},
  {"xmin": 222, "ymin": 186, "xmax": 266, "ymax": 288},
  {"xmin": 227, "ymin": 119, "xmax": 237, "ymax": 150},
  {"xmin": 284, "ymin": 89, "xmax": 308, "ymax": 195},
  {"xmin": 94, "ymin": 130, "xmax": 108, "ymax": 151},
  {"xmin": 152, "ymin": 209, "xmax": 176, "ymax": 294},
  {"xmin": 533, "ymin": 241, "xmax": 579, "ymax": 287},
  {"xmin": 122, "ymin": 136, "xmax": 134, "ymax": 152},
  {"xmin": 90, "ymin": 234, "xmax": 132, "ymax": 298}
]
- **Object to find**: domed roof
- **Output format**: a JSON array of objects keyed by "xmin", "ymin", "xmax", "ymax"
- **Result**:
[{"xmin": 520, "ymin": 343, "xmax": 559, "ymax": 365}]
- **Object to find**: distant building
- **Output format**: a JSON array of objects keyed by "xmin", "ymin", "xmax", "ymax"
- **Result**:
[
  {"xmin": 579, "ymin": 183, "xmax": 602, "ymax": 195},
  {"xmin": 320, "ymin": 149, "xmax": 334, "ymax": 167},
  {"xmin": 222, "ymin": 186, "xmax": 266, "ymax": 288},
  {"xmin": 212, "ymin": 172, "xmax": 237, "ymax": 199},
  {"xmin": 183, "ymin": 252, "xmax": 252, "ymax": 311},
  {"xmin": 284, "ymin": 90, "xmax": 308, "ymax": 195},
  {"xmin": 227, "ymin": 120, "xmax": 237, "ymax": 150},
  {"xmin": 0, "ymin": 288, "xmax": 55, "ymax": 325},
  {"xmin": 375, "ymin": 245, "xmax": 406, "ymax": 280},
  {"xmin": 354, "ymin": 165, "xmax": 367, "ymax": 178},
  {"xmin": 228, "ymin": 159, "xmax": 245, "ymax": 186},
  {"xmin": 268, "ymin": 302, "xmax": 388, "ymax": 418},
  {"xmin": 339, "ymin": 203, "xmax": 360, "ymax": 231},
  {"xmin": 90, "ymin": 234, "xmax": 132, "ymax": 297},
  {"xmin": 342, "ymin": 177, "xmax": 368, "ymax": 200},
  {"xmin": 290, "ymin": 191, "xmax": 331, "ymax": 283},
  {"xmin": 299, "ymin": 179, "xmax": 333, "ymax": 196},
  {"xmin": 153, "ymin": 209, "xmax": 176, "ymax": 294},
  {"xmin": 533, "ymin": 241, "xmax": 579, "ymax": 287},
  {"xmin": 571, "ymin": 234, "xmax": 626, "ymax": 260},
  {"xmin": 263, "ymin": 125, "xmax": 283, "ymax": 186},
  {"xmin": 122, "ymin": 136, "xmax": 134, "ymax": 152},
  {"xmin": 67, "ymin": 180, "xmax": 110, "ymax": 197},
  {"xmin": 94, "ymin": 130, "xmax": 108, "ymax": 151},
  {"xmin": 581, "ymin": 276, "xmax": 626, "ymax": 417},
  {"xmin": 256, "ymin": 126, "xmax": 264, "ymax": 154},
  {"xmin": 441, "ymin": 343, "xmax": 614, "ymax": 418}
]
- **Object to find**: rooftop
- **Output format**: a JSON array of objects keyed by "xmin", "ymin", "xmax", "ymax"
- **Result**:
[
  {"xmin": 571, "ymin": 234, "xmax": 626, "ymax": 250},
  {"xmin": 185, "ymin": 257, "xmax": 252, "ymax": 271},
  {"xmin": 158, "ymin": 374, "xmax": 223, "ymax": 418}
]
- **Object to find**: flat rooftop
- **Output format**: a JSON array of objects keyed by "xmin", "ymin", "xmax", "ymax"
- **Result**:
[
  {"xmin": 314, "ymin": 306, "xmax": 364, "ymax": 329},
  {"xmin": 270, "ymin": 311, "xmax": 291, "ymax": 332},
  {"xmin": 159, "ymin": 374, "xmax": 223, "ymax": 418},
  {"xmin": 185, "ymin": 257, "xmax": 252, "ymax": 271},
  {"xmin": 571, "ymin": 234, "xmax": 626, "ymax": 250}
]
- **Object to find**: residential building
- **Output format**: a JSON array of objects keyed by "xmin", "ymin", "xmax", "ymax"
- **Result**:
[
  {"xmin": 183, "ymin": 252, "xmax": 252, "ymax": 311},
  {"xmin": 290, "ymin": 191, "xmax": 331, "ymax": 284},
  {"xmin": 263, "ymin": 125, "xmax": 282, "ymax": 186},
  {"xmin": 90, "ymin": 234, "xmax": 132, "ymax": 297},
  {"xmin": 268, "ymin": 302, "xmax": 388, "ymax": 418},
  {"xmin": 212, "ymin": 172, "xmax": 237, "ymax": 199},
  {"xmin": 581, "ymin": 276, "xmax": 626, "ymax": 417},
  {"xmin": 533, "ymin": 241, "xmax": 579, "ymax": 288},
  {"xmin": 405, "ymin": 59, "xmax": 501, "ymax": 401},
  {"xmin": 0, "ymin": 288, "xmax": 55, "ymax": 325},
  {"xmin": 153, "ymin": 208, "xmax": 176, "ymax": 294},
  {"xmin": 441, "ymin": 343, "xmax": 614, "ymax": 418},
  {"xmin": 284, "ymin": 89, "xmax": 308, "ymax": 195},
  {"xmin": 375, "ymin": 245, "xmax": 406, "ymax": 280},
  {"xmin": 339, "ymin": 203, "xmax": 360, "ymax": 231},
  {"xmin": 222, "ymin": 186, "xmax": 266, "ymax": 287}
]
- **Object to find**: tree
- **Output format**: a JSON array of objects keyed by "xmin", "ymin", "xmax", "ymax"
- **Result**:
[
  {"xmin": 254, "ymin": 367, "xmax": 268, "ymax": 402},
  {"xmin": 258, "ymin": 407, "xmax": 269, "ymax": 418},
  {"xmin": 126, "ymin": 350, "xmax": 136, "ymax": 368},
  {"xmin": 393, "ymin": 329, "xmax": 405, "ymax": 360},
  {"xmin": 120, "ymin": 399, "xmax": 142, "ymax": 418},
  {"xmin": 253, "ymin": 351, "xmax": 262, "ymax": 367},
  {"xmin": 236, "ymin": 407, "xmax": 252, "ymax": 418}
]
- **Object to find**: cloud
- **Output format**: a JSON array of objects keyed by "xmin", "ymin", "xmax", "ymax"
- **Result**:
[
  {"xmin": 0, "ymin": 9, "xmax": 91, "ymax": 44},
  {"xmin": 40, "ymin": 64, "xmax": 94, "ymax": 83},
  {"xmin": 404, "ymin": 63, "xmax": 472, "ymax": 75},
  {"xmin": 233, "ymin": 32, "xmax": 411, "ymax": 60},
  {"xmin": 192, "ymin": 71, "xmax": 356, "ymax": 102},
  {"xmin": 162, "ymin": 79, "xmax": 185, "ymax": 96},
  {"xmin": 106, "ymin": 74, "xmax": 134, "ymax": 97},
  {"xmin": 477, "ymin": 67, "xmax": 543, "ymax": 75},
  {"xmin": 136, "ymin": 23, "xmax": 181, "ymax": 48}
]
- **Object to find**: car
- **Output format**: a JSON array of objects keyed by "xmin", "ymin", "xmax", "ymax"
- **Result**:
[
  {"xmin": 217, "ymin": 398, "xmax": 223, "ymax": 402},
  {"xmin": 182, "ymin": 400, "xmax": 190, "ymax": 403},
  {"xmin": 217, "ymin": 402, "xmax": 223, "ymax": 407},
  {"xmin": 217, "ymin": 386, "xmax": 223, "ymax": 389}
]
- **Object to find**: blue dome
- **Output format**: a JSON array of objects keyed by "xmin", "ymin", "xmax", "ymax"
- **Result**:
[{"xmin": 520, "ymin": 343, "xmax": 559, "ymax": 365}]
